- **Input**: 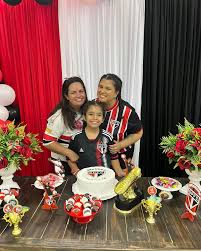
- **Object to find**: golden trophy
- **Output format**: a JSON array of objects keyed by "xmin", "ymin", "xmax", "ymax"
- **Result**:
[
  {"xmin": 142, "ymin": 196, "xmax": 162, "ymax": 224},
  {"xmin": 3, "ymin": 203, "xmax": 29, "ymax": 236},
  {"xmin": 114, "ymin": 166, "xmax": 144, "ymax": 214}
]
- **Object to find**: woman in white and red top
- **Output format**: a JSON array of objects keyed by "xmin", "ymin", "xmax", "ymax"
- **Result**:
[
  {"xmin": 43, "ymin": 77, "xmax": 88, "ymax": 175},
  {"xmin": 97, "ymin": 73, "xmax": 143, "ymax": 170}
]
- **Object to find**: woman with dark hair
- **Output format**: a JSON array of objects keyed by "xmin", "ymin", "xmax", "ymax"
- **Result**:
[
  {"xmin": 43, "ymin": 77, "xmax": 88, "ymax": 175},
  {"xmin": 97, "ymin": 73, "xmax": 143, "ymax": 170}
]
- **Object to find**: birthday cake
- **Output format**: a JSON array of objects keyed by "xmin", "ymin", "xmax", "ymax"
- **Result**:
[{"xmin": 72, "ymin": 166, "xmax": 118, "ymax": 200}]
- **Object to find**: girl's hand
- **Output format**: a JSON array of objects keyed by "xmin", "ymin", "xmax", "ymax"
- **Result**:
[
  {"xmin": 109, "ymin": 141, "xmax": 122, "ymax": 154},
  {"xmin": 67, "ymin": 149, "xmax": 79, "ymax": 162}
]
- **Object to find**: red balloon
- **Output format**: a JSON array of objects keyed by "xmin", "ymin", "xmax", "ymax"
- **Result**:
[{"xmin": 0, "ymin": 70, "xmax": 3, "ymax": 82}]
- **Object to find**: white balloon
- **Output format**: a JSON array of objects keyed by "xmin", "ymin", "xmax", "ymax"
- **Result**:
[
  {"xmin": 0, "ymin": 105, "xmax": 9, "ymax": 121},
  {"xmin": 0, "ymin": 84, "xmax": 16, "ymax": 106},
  {"xmin": 82, "ymin": 0, "xmax": 97, "ymax": 4}
]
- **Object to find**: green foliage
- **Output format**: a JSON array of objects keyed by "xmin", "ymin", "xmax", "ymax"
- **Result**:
[
  {"xmin": 0, "ymin": 120, "xmax": 42, "ymax": 170},
  {"xmin": 159, "ymin": 119, "xmax": 201, "ymax": 171}
]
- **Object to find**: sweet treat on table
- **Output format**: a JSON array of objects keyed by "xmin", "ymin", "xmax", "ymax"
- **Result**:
[
  {"xmin": 72, "ymin": 167, "xmax": 118, "ymax": 200},
  {"xmin": 155, "ymin": 177, "xmax": 179, "ymax": 189},
  {"xmin": 83, "ymin": 208, "xmax": 92, "ymax": 216},
  {"xmin": 64, "ymin": 194, "xmax": 102, "ymax": 219},
  {"xmin": 159, "ymin": 191, "xmax": 171, "ymax": 200}
]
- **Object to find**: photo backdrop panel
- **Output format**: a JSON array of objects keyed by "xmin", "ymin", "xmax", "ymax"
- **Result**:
[{"xmin": 58, "ymin": 0, "xmax": 145, "ymax": 164}]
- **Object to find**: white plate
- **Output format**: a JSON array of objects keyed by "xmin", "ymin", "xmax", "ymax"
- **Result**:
[
  {"xmin": 72, "ymin": 179, "xmax": 118, "ymax": 201},
  {"xmin": 151, "ymin": 177, "xmax": 182, "ymax": 192},
  {"xmin": 34, "ymin": 175, "xmax": 64, "ymax": 190}
]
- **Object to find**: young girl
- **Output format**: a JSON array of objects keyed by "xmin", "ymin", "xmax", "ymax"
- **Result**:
[{"xmin": 67, "ymin": 101, "xmax": 126, "ymax": 177}]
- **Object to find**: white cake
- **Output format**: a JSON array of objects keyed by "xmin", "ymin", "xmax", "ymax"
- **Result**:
[{"xmin": 72, "ymin": 166, "xmax": 118, "ymax": 200}]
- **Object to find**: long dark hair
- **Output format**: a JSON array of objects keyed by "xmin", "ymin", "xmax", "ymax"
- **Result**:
[
  {"xmin": 99, "ymin": 73, "xmax": 122, "ymax": 100},
  {"xmin": 50, "ymin": 77, "xmax": 88, "ymax": 129}
]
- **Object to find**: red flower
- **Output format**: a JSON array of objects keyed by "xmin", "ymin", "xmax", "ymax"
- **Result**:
[
  {"xmin": 191, "ymin": 140, "xmax": 201, "ymax": 151},
  {"xmin": 177, "ymin": 133, "xmax": 184, "ymax": 139},
  {"xmin": 0, "ymin": 119, "xmax": 10, "ymax": 133},
  {"xmin": 194, "ymin": 128, "xmax": 201, "ymax": 136},
  {"xmin": 15, "ymin": 145, "xmax": 23, "ymax": 153},
  {"xmin": 0, "ymin": 157, "xmax": 9, "ymax": 170},
  {"xmin": 23, "ymin": 136, "xmax": 32, "ymax": 145},
  {"xmin": 20, "ymin": 146, "xmax": 33, "ymax": 158},
  {"xmin": 178, "ymin": 158, "xmax": 191, "ymax": 170},
  {"xmin": 166, "ymin": 151, "xmax": 175, "ymax": 158},
  {"xmin": 175, "ymin": 140, "xmax": 188, "ymax": 154}
]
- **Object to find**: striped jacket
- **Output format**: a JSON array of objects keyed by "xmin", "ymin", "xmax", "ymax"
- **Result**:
[{"xmin": 102, "ymin": 99, "xmax": 142, "ymax": 158}]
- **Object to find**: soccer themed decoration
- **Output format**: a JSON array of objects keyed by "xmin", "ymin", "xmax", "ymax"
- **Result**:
[
  {"xmin": 114, "ymin": 159, "xmax": 144, "ymax": 214},
  {"xmin": 2, "ymin": 197, "xmax": 29, "ymax": 236},
  {"xmin": 181, "ymin": 183, "xmax": 201, "ymax": 222},
  {"xmin": 34, "ymin": 173, "xmax": 64, "ymax": 210},
  {"xmin": 141, "ymin": 186, "xmax": 162, "ymax": 224},
  {"xmin": 48, "ymin": 158, "xmax": 65, "ymax": 177}
]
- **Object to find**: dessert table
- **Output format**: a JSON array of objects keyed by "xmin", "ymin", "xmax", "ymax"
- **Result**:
[{"xmin": 0, "ymin": 176, "xmax": 201, "ymax": 251}]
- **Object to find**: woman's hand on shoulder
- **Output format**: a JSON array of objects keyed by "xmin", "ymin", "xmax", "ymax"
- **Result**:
[
  {"xmin": 109, "ymin": 140, "xmax": 122, "ymax": 154},
  {"xmin": 66, "ymin": 149, "xmax": 79, "ymax": 162}
]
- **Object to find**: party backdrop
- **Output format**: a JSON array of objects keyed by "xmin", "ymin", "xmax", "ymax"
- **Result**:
[
  {"xmin": 140, "ymin": 0, "xmax": 201, "ymax": 177},
  {"xmin": 0, "ymin": 0, "xmax": 62, "ymax": 175}
]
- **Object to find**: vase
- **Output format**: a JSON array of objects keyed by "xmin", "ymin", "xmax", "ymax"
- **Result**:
[
  {"xmin": 0, "ymin": 163, "xmax": 20, "ymax": 190},
  {"xmin": 179, "ymin": 167, "xmax": 201, "ymax": 195}
]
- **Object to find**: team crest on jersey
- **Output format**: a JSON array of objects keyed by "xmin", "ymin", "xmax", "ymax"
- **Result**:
[
  {"xmin": 97, "ymin": 141, "xmax": 107, "ymax": 154},
  {"xmin": 74, "ymin": 119, "xmax": 83, "ymax": 130},
  {"xmin": 110, "ymin": 119, "xmax": 120, "ymax": 129}
]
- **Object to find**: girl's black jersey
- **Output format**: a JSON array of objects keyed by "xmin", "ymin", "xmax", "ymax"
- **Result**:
[
  {"xmin": 102, "ymin": 99, "xmax": 142, "ymax": 158},
  {"xmin": 69, "ymin": 129, "xmax": 118, "ymax": 169}
]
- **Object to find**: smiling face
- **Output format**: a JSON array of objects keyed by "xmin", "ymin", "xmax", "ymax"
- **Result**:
[
  {"xmin": 84, "ymin": 105, "xmax": 104, "ymax": 129},
  {"xmin": 65, "ymin": 82, "xmax": 86, "ymax": 111},
  {"xmin": 97, "ymin": 79, "xmax": 119, "ymax": 108}
]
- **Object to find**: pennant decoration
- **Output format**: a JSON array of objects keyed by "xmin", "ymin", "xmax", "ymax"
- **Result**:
[{"xmin": 181, "ymin": 183, "xmax": 201, "ymax": 222}]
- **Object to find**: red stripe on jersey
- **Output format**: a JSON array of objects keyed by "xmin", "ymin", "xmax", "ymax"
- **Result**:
[
  {"xmin": 106, "ymin": 105, "xmax": 119, "ymax": 135},
  {"xmin": 96, "ymin": 140, "xmax": 102, "ymax": 166},
  {"xmin": 43, "ymin": 134, "xmax": 57, "ymax": 142},
  {"xmin": 118, "ymin": 106, "xmax": 132, "ymax": 141},
  {"xmin": 60, "ymin": 135, "xmax": 72, "ymax": 141}
]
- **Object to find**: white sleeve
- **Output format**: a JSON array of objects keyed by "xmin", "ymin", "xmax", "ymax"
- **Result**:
[{"xmin": 43, "ymin": 110, "xmax": 65, "ymax": 145}]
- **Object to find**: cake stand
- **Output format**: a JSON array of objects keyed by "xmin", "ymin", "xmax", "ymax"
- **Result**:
[
  {"xmin": 151, "ymin": 177, "xmax": 182, "ymax": 199},
  {"xmin": 72, "ymin": 179, "xmax": 118, "ymax": 201}
]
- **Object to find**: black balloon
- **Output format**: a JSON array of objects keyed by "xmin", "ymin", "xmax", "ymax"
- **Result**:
[
  {"xmin": 3, "ymin": 0, "xmax": 22, "ymax": 6},
  {"xmin": 6, "ymin": 105, "xmax": 20, "ymax": 123},
  {"xmin": 35, "ymin": 0, "xmax": 52, "ymax": 5}
]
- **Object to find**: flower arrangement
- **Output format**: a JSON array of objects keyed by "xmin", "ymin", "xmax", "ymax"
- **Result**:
[
  {"xmin": 160, "ymin": 118, "xmax": 201, "ymax": 171},
  {"xmin": 0, "ymin": 119, "xmax": 42, "ymax": 170}
]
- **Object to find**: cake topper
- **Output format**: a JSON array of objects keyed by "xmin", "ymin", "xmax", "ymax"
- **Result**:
[{"xmin": 114, "ymin": 161, "xmax": 144, "ymax": 214}]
